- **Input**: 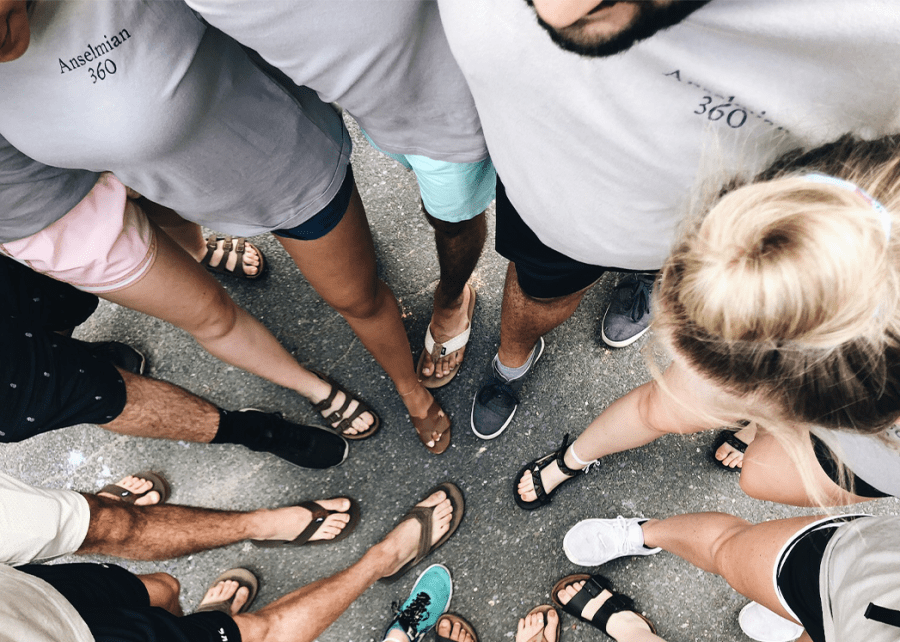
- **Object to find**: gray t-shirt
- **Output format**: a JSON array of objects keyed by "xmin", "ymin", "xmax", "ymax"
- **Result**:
[
  {"xmin": 0, "ymin": 0, "xmax": 350, "ymax": 236},
  {"xmin": 811, "ymin": 426, "xmax": 900, "ymax": 498},
  {"xmin": 186, "ymin": 0, "xmax": 487, "ymax": 163},
  {"xmin": 439, "ymin": 0, "xmax": 900, "ymax": 269},
  {"xmin": 0, "ymin": 135, "xmax": 98, "ymax": 243}
]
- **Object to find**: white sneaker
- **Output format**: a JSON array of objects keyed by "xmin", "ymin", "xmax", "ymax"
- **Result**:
[
  {"xmin": 563, "ymin": 516, "xmax": 662, "ymax": 566},
  {"xmin": 738, "ymin": 602, "xmax": 803, "ymax": 642}
]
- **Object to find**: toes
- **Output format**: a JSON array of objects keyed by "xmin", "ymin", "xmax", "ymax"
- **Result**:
[
  {"xmin": 545, "ymin": 610, "xmax": 559, "ymax": 642},
  {"xmin": 437, "ymin": 618, "xmax": 452, "ymax": 637},
  {"xmin": 317, "ymin": 497, "xmax": 352, "ymax": 512},
  {"xmin": 231, "ymin": 585, "xmax": 250, "ymax": 615},
  {"xmin": 133, "ymin": 490, "xmax": 161, "ymax": 506}
]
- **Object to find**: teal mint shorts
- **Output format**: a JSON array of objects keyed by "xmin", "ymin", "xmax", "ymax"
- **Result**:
[{"xmin": 363, "ymin": 131, "xmax": 495, "ymax": 223}]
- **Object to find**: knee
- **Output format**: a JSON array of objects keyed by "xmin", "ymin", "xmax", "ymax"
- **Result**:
[
  {"xmin": 328, "ymin": 281, "xmax": 384, "ymax": 320},
  {"xmin": 737, "ymin": 464, "xmax": 768, "ymax": 500},
  {"xmin": 425, "ymin": 211, "xmax": 484, "ymax": 238},
  {"xmin": 141, "ymin": 572, "xmax": 181, "ymax": 609},
  {"xmin": 188, "ymin": 290, "xmax": 240, "ymax": 342}
]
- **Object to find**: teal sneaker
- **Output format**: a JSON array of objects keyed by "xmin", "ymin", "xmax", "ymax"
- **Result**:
[{"xmin": 383, "ymin": 564, "xmax": 453, "ymax": 642}]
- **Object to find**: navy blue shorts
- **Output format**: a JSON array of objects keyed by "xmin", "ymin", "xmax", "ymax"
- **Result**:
[
  {"xmin": 20, "ymin": 563, "xmax": 242, "ymax": 642},
  {"xmin": 272, "ymin": 165, "xmax": 355, "ymax": 241},
  {"xmin": 494, "ymin": 174, "xmax": 646, "ymax": 299}
]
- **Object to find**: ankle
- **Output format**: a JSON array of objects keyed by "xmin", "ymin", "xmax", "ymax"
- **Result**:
[
  {"xmin": 562, "ymin": 443, "xmax": 594, "ymax": 472},
  {"xmin": 639, "ymin": 519, "xmax": 660, "ymax": 549}
]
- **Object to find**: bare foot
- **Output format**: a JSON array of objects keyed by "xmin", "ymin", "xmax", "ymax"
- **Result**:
[
  {"xmin": 421, "ymin": 285, "xmax": 473, "ymax": 380},
  {"xmin": 202, "ymin": 237, "xmax": 261, "ymax": 277},
  {"xmin": 306, "ymin": 376, "xmax": 376, "ymax": 436},
  {"xmin": 557, "ymin": 580, "xmax": 652, "ymax": 640},
  {"xmin": 258, "ymin": 498, "xmax": 353, "ymax": 543},
  {"xmin": 714, "ymin": 423, "xmax": 757, "ymax": 469},
  {"xmin": 381, "ymin": 490, "xmax": 454, "ymax": 577},
  {"xmin": 98, "ymin": 475, "xmax": 161, "ymax": 506},
  {"xmin": 437, "ymin": 616, "xmax": 477, "ymax": 642},
  {"xmin": 198, "ymin": 580, "xmax": 250, "ymax": 616},
  {"xmin": 516, "ymin": 608, "xmax": 558, "ymax": 642}
]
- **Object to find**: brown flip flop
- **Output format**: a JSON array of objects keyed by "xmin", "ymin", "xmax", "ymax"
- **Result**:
[
  {"xmin": 195, "ymin": 568, "xmax": 259, "ymax": 614},
  {"xmin": 522, "ymin": 605, "xmax": 560, "ymax": 642},
  {"xmin": 98, "ymin": 471, "xmax": 170, "ymax": 505},
  {"xmin": 380, "ymin": 482, "xmax": 465, "ymax": 583},
  {"xmin": 436, "ymin": 613, "xmax": 479, "ymax": 642},
  {"xmin": 251, "ymin": 497, "xmax": 360, "ymax": 548},
  {"xmin": 412, "ymin": 398, "xmax": 452, "ymax": 454},
  {"xmin": 417, "ymin": 284, "xmax": 477, "ymax": 389}
]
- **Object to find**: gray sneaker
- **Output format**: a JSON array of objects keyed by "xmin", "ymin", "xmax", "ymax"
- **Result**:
[
  {"xmin": 470, "ymin": 338, "xmax": 544, "ymax": 440},
  {"xmin": 601, "ymin": 273, "xmax": 655, "ymax": 348}
]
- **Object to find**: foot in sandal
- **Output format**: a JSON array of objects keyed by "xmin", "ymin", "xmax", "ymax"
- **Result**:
[
  {"xmin": 554, "ymin": 574, "xmax": 656, "ymax": 640},
  {"xmin": 437, "ymin": 613, "xmax": 478, "ymax": 642},
  {"xmin": 516, "ymin": 606, "xmax": 559, "ymax": 642},
  {"xmin": 97, "ymin": 472, "xmax": 170, "ymax": 506},
  {"xmin": 307, "ymin": 370, "xmax": 380, "ymax": 439},
  {"xmin": 711, "ymin": 422, "xmax": 757, "ymax": 470},
  {"xmin": 379, "ymin": 483, "xmax": 464, "ymax": 582}
]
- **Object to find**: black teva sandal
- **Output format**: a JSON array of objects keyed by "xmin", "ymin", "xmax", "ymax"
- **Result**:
[
  {"xmin": 552, "ymin": 574, "xmax": 656, "ymax": 638},
  {"xmin": 513, "ymin": 433, "xmax": 586, "ymax": 510}
]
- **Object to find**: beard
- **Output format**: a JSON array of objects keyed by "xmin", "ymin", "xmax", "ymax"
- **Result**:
[{"xmin": 530, "ymin": 1, "xmax": 712, "ymax": 58}]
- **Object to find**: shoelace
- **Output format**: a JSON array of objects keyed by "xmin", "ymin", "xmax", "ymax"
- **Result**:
[
  {"xmin": 482, "ymin": 378, "xmax": 519, "ymax": 405},
  {"xmin": 607, "ymin": 516, "xmax": 642, "ymax": 556},
  {"xmin": 626, "ymin": 275, "xmax": 653, "ymax": 322},
  {"xmin": 391, "ymin": 592, "xmax": 432, "ymax": 636}
]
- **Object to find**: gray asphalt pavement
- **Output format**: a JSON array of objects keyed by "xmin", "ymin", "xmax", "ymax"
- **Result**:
[{"xmin": 4, "ymin": 117, "xmax": 896, "ymax": 642}]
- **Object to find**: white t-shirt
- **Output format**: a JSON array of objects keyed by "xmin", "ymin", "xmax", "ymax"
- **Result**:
[
  {"xmin": 0, "ymin": 471, "xmax": 90, "ymax": 565},
  {"xmin": 0, "ymin": 564, "xmax": 94, "ymax": 642},
  {"xmin": 438, "ymin": 0, "xmax": 900, "ymax": 269},
  {"xmin": 185, "ymin": 0, "xmax": 487, "ymax": 164},
  {"xmin": 0, "ymin": 0, "xmax": 349, "ymax": 236}
]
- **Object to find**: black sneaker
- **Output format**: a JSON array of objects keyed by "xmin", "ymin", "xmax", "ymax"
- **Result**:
[
  {"xmin": 236, "ymin": 409, "xmax": 349, "ymax": 469},
  {"xmin": 470, "ymin": 338, "xmax": 544, "ymax": 440},
  {"xmin": 601, "ymin": 273, "xmax": 655, "ymax": 348},
  {"xmin": 87, "ymin": 341, "xmax": 147, "ymax": 375}
]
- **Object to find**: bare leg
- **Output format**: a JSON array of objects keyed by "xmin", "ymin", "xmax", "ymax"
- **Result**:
[
  {"xmin": 138, "ymin": 572, "xmax": 182, "ymax": 615},
  {"xmin": 277, "ymin": 186, "xmax": 440, "ymax": 439},
  {"xmin": 739, "ymin": 431, "xmax": 870, "ymax": 506},
  {"xmin": 641, "ymin": 513, "xmax": 821, "ymax": 622},
  {"xmin": 519, "ymin": 359, "xmax": 727, "ymax": 503},
  {"xmin": 139, "ymin": 197, "xmax": 260, "ymax": 276},
  {"xmin": 419, "ymin": 211, "xmax": 486, "ymax": 380},
  {"xmin": 498, "ymin": 262, "xmax": 587, "ymax": 368},
  {"xmin": 233, "ymin": 490, "xmax": 455, "ymax": 642},
  {"xmin": 102, "ymin": 369, "xmax": 219, "ymax": 442},
  {"xmin": 78, "ymin": 495, "xmax": 354, "ymax": 560},
  {"xmin": 101, "ymin": 222, "xmax": 336, "ymax": 411}
]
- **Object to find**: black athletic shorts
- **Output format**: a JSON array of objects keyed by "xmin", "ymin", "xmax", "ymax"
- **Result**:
[
  {"xmin": 0, "ymin": 256, "xmax": 127, "ymax": 441},
  {"xmin": 272, "ymin": 165, "xmax": 355, "ymax": 241},
  {"xmin": 19, "ymin": 563, "xmax": 242, "ymax": 642},
  {"xmin": 494, "ymin": 174, "xmax": 647, "ymax": 299},
  {"xmin": 810, "ymin": 434, "xmax": 889, "ymax": 498},
  {"xmin": 776, "ymin": 516, "xmax": 863, "ymax": 642}
]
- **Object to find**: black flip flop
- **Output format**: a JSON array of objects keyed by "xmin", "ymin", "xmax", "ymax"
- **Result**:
[
  {"xmin": 251, "ymin": 497, "xmax": 360, "ymax": 548},
  {"xmin": 99, "ymin": 471, "xmax": 170, "ymax": 504},
  {"xmin": 709, "ymin": 429, "xmax": 749, "ymax": 472}
]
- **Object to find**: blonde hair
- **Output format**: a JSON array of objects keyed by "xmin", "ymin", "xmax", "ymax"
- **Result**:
[{"xmin": 658, "ymin": 135, "xmax": 900, "ymax": 436}]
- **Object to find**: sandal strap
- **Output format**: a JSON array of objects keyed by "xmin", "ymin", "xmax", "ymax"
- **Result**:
[
  {"xmin": 424, "ymin": 324, "xmax": 471, "ymax": 360},
  {"xmin": 312, "ymin": 384, "xmax": 340, "ymax": 414},
  {"xmin": 592, "ymin": 592, "xmax": 638, "ymax": 634},
  {"xmin": 527, "ymin": 452, "xmax": 554, "ymax": 506},
  {"xmin": 555, "ymin": 433, "xmax": 583, "ymax": 477},
  {"xmin": 99, "ymin": 483, "xmax": 133, "ymax": 501},
  {"xmin": 399, "ymin": 505, "xmax": 433, "ymax": 566},
  {"xmin": 335, "ymin": 402, "xmax": 368, "ymax": 433},
  {"xmin": 290, "ymin": 500, "xmax": 331, "ymax": 545},
  {"xmin": 324, "ymin": 394, "xmax": 354, "ymax": 426}
]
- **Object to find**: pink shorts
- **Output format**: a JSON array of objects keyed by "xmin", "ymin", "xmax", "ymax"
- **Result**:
[{"xmin": 0, "ymin": 173, "xmax": 157, "ymax": 293}]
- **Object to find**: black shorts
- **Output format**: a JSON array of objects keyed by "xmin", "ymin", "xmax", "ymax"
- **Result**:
[
  {"xmin": 810, "ymin": 434, "xmax": 889, "ymax": 498},
  {"xmin": 19, "ymin": 563, "xmax": 241, "ymax": 642},
  {"xmin": 776, "ymin": 516, "xmax": 863, "ymax": 642},
  {"xmin": 0, "ymin": 256, "xmax": 127, "ymax": 441},
  {"xmin": 272, "ymin": 164, "xmax": 355, "ymax": 241},
  {"xmin": 494, "ymin": 174, "xmax": 646, "ymax": 299}
]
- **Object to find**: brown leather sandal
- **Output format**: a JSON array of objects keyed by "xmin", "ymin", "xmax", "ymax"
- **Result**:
[
  {"xmin": 309, "ymin": 370, "xmax": 380, "ymax": 440},
  {"xmin": 195, "ymin": 568, "xmax": 259, "ymax": 614},
  {"xmin": 436, "ymin": 613, "xmax": 479, "ymax": 642},
  {"xmin": 98, "ymin": 471, "xmax": 170, "ymax": 505},
  {"xmin": 200, "ymin": 234, "xmax": 267, "ymax": 280},
  {"xmin": 412, "ymin": 398, "xmax": 451, "ymax": 454}
]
